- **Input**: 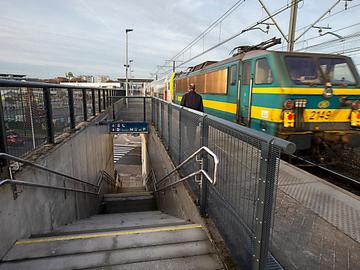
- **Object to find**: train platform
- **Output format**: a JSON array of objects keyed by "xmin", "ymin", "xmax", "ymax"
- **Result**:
[{"xmin": 272, "ymin": 161, "xmax": 360, "ymax": 270}]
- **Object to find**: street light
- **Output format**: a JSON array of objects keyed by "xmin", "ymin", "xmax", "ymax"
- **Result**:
[{"xmin": 125, "ymin": 29, "xmax": 133, "ymax": 100}]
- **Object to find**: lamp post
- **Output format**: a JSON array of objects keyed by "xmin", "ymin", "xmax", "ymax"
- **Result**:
[
  {"xmin": 129, "ymin": 60, "xmax": 134, "ymax": 95},
  {"xmin": 125, "ymin": 29, "xmax": 133, "ymax": 100}
]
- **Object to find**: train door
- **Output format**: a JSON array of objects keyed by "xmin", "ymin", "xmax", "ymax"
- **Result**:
[{"xmin": 239, "ymin": 60, "xmax": 254, "ymax": 126}]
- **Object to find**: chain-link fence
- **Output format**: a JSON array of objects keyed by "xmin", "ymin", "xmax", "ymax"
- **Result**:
[{"xmin": 114, "ymin": 96, "xmax": 294, "ymax": 270}]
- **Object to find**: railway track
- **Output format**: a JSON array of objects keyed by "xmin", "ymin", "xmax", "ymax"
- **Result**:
[{"xmin": 289, "ymin": 155, "xmax": 360, "ymax": 196}]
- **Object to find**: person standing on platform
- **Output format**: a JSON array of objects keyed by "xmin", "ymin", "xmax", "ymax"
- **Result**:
[
  {"xmin": 180, "ymin": 83, "xmax": 204, "ymax": 161},
  {"xmin": 180, "ymin": 83, "xmax": 204, "ymax": 112}
]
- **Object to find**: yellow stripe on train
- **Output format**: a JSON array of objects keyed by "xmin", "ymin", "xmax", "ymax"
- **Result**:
[
  {"xmin": 176, "ymin": 96, "xmax": 352, "ymax": 123},
  {"xmin": 251, "ymin": 106, "xmax": 352, "ymax": 123},
  {"xmin": 176, "ymin": 96, "xmax": 237, "ymax": 114},
  {"xmin": 252, "ymin": 88, "xmax": 360, "ymax": 95}
]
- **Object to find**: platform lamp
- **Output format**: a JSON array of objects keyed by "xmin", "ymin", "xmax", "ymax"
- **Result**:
[{"xmin": 125, "ymin": 28, "xmax": 133, "ymax": 103}]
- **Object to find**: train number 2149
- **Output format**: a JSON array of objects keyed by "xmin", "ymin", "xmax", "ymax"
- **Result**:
[{"xmin": 309, "ymin": 110, "xmax": 332, "ymax": 120}]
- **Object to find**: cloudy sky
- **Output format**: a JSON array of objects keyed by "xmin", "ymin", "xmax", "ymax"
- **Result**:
[{"xmin": 0, "ymin": 0, "xmax": 359, "ymax": 79}]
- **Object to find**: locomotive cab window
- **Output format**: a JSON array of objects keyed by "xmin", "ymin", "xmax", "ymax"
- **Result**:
[
  {"xmin": 255, "ymin": 58, "xmax": 273, "ymax": 84},
  {"xmin": 285, "ymin": 56, "xmax": 321, "ymax": 85},
  {"xmin": 319, "ymin": 58, "xmax": 356, "ymax": 85},
  {"xmin": 229, "ymin": 65, "xmax": 237, "ymax": 85}
]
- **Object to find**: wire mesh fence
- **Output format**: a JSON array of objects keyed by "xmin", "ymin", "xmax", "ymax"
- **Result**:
[
  {"xmin": 0, "ymin": 82, "xmax": 121, "ymax": 158},
  {"xmin": 51, "ymin": 88, "xmax": 70, "ymax": 136},
  {"xmin": 73, "ymin": 90, "xmax": 84, "ymax": 124},
  {"xmin": 1, "ymin": 87, "xmax": 47, "ymax": 157},
  {"xmin": 113, "ymin": 96, "xmax": 289, "ymax": 270}
]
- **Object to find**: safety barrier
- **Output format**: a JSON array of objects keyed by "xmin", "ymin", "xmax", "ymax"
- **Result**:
[
  {"xmin": 114, "ymin": 96, "xmax": 295, "ymax": 270},
  {"xmin": 0, "ymin": 79, "xmax": 123, "ymax": 159}
]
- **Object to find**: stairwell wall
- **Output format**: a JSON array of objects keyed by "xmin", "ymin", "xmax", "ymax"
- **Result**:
[{"xmin": 0, "ymin": 124, "xmax": 114, "ymax": 259}]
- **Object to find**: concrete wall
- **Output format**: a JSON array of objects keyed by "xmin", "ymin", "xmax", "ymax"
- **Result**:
[
  {"xmin": 0, "ymin": 124, "xmax": 114, "ymax": 259},
  {"xmin": 146, "ymin": 127, "xmax": 204, "ymax": 225},
  {"xmin": 147, "ymin": 126, "xmax": 235, "ymax": 268}
]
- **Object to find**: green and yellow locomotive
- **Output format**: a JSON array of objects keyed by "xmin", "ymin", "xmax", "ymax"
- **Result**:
[{"xmin": 173, "ymin": 39, "xmax": 360, "ymax": 156}]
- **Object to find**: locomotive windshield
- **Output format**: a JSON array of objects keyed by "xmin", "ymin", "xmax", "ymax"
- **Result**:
[
  {"xmin": 285, "ymin": 56, "xmax": 357, "ymax": 86},
  {"xmin": 285, "ymin": 56, "xmax": 321, "ymax": 85},
  {"xmin": 319, "ymin": 58, "xmax": 356, "ymax": 85}
]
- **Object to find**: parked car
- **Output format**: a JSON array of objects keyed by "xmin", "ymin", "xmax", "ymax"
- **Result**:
[{"xmin": 6, "ymin": 130, "xmax": 25, "ymax": 146}]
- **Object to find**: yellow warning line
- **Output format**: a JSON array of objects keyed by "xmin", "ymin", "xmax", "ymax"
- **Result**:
[{"xmin": 15, "ymin": 224, "xmax": 203, "ymax": 245}]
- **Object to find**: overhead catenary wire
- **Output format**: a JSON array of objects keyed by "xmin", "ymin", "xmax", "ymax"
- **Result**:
[
  {"xmin": 156, "ymin": 0, "xmax": 301, "ymax": 77},
  {"xmin": 175, "ymin": 0, "xmax": 302, "ymax": 68},
  {"xmin": 272, "ymin": 3, "xmax": 360, "ymax": 51},
  {"xmin": 169, "ymin": 0, "xmax": 247, "ymax": 62}
]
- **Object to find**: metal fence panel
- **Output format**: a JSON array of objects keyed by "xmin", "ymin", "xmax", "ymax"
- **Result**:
[
  {"xmin": 205, "ymin": 117, "xmax": 264, "ymax": 268},
  {"xmin": 50, "ymin": 88, "xmax": 70, "ymax": 136},
  {"xmin": 178, "ymin": 107, "xmax": 203, "ymax": 194},
  {"xmin": 1, "ymin": 87, "xmax": 47, "ymax": 157},
  {"xmin": 73, "ymin": 90, "xmax": 84, "ymax": 125}
]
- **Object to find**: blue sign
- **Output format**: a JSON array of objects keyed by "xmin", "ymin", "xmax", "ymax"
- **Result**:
[{"xmin": 109, "ymin": 121, "xmax": 148, "ymax": 133}]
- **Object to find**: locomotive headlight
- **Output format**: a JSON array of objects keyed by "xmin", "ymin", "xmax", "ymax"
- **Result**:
[
  {"xmin": 283, "ymin": 99, "xmax": 294, "ymax": 109},
  {"xmin": 323, "ymin": 84, "xmax": 333, "ymax": 99}
]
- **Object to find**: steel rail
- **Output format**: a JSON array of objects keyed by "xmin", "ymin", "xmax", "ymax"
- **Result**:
[
  {"xmin": 291, "ymin": 154, "xmax": 360, "ymax": 188},
  {"xmin": 0, "ymin": 153, "xmax": 98, "ymax": 188},
  {"xmin": 155, "ymin": 146, "xmax": 219, "ymax": 189}
]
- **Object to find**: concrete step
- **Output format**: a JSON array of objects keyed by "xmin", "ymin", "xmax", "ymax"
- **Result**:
[
  {"xmin": 32, "ymin": 211, "xmax": 188, "ymax": 237},
  {"xmin": 119, "ymin": 187, "xmax": 146, "ymax": 192},
  {"xmin": 102, "ymin": 193, "xmax": 156, "ymax": 214},
  {"xmin": 0, "ymin": 240, "xmax": 216, "ymax": 270},
  {"xmin": 103, "ymin": 191, "xmax": 153, "ymax": 199},
  {"xmin": 83, "ymin": 254, "xmax": 224, "ymax": 270},
  {"xmin": 3, "ymin": 224, "xmax": 206, "ymax": 261}
]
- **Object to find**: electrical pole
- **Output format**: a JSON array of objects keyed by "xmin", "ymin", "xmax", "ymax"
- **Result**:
[
  {"xmin": 125, "ymin": 29, "xmax": 133, "ymax": 100},
  {"xmin": 287, "ymin": 0, "xmax": 298, "ymax": 51}
]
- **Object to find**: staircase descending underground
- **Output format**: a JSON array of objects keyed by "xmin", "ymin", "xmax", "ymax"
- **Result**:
[{"xmin": 0, "ymin": 187, "xmax": 223, "ymax": 270}]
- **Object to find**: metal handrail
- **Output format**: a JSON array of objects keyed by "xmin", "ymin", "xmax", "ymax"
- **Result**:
[
  {"xmin": 0, "ymin": 179, "xmax": 99, "ymax": 195},
  {"xmin": 155, "ymin": 146, "xmax": 219, "ymax": 191},
  {"xmin": 0, "ymin": 152, "xmax": 118, "ymax": 197},
  {"xmin": 0, "ymin": 170, "xmax": 118, "ymax": 197},
  {"xmin": 0, "ymin": 79, "xmax": 124, "ymax": 91},
  {"xmin": 0, "ymin": 153, "xmax": 98, "ymax": 188}
]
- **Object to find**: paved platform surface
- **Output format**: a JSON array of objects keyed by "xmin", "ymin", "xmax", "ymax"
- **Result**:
[
  {"xmin": 272, "ymin": 161, "xmax": 360, "ymax": 270},
  {"xmin": 113, "ymin": 134, "xmax": 143, "ymax": 189}
]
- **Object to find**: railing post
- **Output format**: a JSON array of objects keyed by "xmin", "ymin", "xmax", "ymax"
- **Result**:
[
  {"xmin": 200, "ymin": 116, "xmax": 209, "ymax": 217},
  {"xmin": 91, "ymin": 89, "xmax": 96, "ymax": 116},
  {"xmin": 168, "ymin": 104, "xmax": 171, "ymax": 152},
  {"xmin": 102, "ymin": 89, "xmax": 106, "ymax": 109},
  {"xmin": 98, "ymin": 89, "xmax": 101, "ymax": 112},
  {"xmin": 43, "ymin": 88, "xmax": 54, "ymax": 144},
  {"xmin": 82, "ymin": 89, "xmax": 88, "ymax": 121},
  {"xmin": 151, "ymin": 98, "xmax": 155, "ymax": 125},
  {"xmin": 253, "ymin": 141, "xmax": 276, "ymax": 270},
  {"xmin": 160, "ymin": 101, "xmax": 164, "ymax": 139},
  {"xmin": 67, "ymin": 89, "xmax": 75, "ymax": 130},
  {"xmin": 143, "ymin": 97, "xmax": 146, "ymax": 122},
  {"xmin": 0, "ymin": 91, "xmax": 8, "ymax": 167},
  {"xmin": 178, "ymin": 108, "xmax": 182, "ymax": 165}
]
